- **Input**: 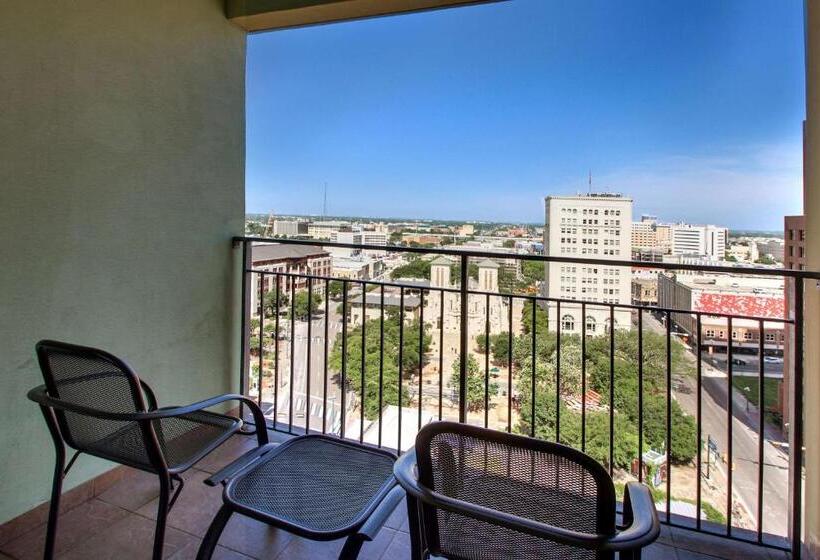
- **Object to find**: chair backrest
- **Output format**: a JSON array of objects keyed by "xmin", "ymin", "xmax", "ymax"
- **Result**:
[
  {"xmin": 35, "ymin": 340, "xmax": 149, "ymax": 454},
  {"xmin": 414, "ymin": 422, "xmax": 617, "ymax": 560}
]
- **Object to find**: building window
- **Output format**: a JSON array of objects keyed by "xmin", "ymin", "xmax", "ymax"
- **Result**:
[
  {"xmin": 585, "ymin": 316, "xmax": 596, "ymax": 333},
  {"xmin": 562, "ymin": 314, "xmax": 575, "ymax": 332}
]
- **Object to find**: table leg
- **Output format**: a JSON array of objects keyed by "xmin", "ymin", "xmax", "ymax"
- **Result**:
[{"xmin": 196, "ymin": 505, "xmax": 233, "ymax": 560}]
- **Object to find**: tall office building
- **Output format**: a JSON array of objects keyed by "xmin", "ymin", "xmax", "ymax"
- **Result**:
[
  {"xmin": 670, "ymin": 224, "xmax": 728, "ymax": 259},
  {"xmin": 542, "ymin": 193, "xmax": 632, "ymax": 333}
]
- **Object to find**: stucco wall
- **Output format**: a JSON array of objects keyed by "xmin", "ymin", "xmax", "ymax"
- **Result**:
[
  {"xmin": 803, "ymin": 1, "xmax": 820, "ymax": 556},
  {"xmin": 0, "ymin": 1, "xmax": 246, "ymax": 523}
]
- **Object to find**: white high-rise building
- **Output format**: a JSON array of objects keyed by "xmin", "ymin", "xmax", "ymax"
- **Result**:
[
  {"xmin": 670, "ymin": 224, "xmax": 728, "ymax": 260},
  {"xmin": 542, "ymin": 193, "xmax": 632, "ymax": 333}
]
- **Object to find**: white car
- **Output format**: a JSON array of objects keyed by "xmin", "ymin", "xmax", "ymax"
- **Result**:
[{"xmin": 763, "ymin": 356, "xmax": 784, "ymax": 364}]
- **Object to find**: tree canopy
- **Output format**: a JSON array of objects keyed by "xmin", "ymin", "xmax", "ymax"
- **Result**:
[{"xmin": 330, "ymin": 311, "xmax": 432, "ymax": 420}]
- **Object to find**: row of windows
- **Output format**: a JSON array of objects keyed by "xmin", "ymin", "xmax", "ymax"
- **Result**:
[
  {"xmin": 704, "ymin": 329, "xmax": 781, "ymax": 342},
  {"xmin": 560, "ymin": 208, "xmax": 623, "ymax": 216}
]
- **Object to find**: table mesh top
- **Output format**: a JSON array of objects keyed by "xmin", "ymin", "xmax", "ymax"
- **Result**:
[{"xmin": 228, "ymin": 437, "xmax": 395, "ymax": 533}]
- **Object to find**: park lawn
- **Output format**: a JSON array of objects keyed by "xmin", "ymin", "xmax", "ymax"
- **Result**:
[{"xmin": 732, "ymin": 375, "xmax": 782, "ymax": 427}]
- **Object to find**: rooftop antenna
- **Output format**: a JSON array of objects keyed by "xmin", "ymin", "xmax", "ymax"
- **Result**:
[{"xmin": 588, "ymin": 170, "xmax": 592, "ymax": 195}]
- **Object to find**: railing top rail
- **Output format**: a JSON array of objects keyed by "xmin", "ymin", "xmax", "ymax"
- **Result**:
[{"xmin": 234, "ymin": 236, "xmax": 820, "ymax": 280}]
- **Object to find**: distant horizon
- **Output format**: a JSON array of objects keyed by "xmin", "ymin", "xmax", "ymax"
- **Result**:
[
  {"xmin": 246, "ymin": 0, "xmax": 805, "ymax": 230},
  {"xmin": 245, "ymin": 212, "xmax": 786, "ymax": 237}
]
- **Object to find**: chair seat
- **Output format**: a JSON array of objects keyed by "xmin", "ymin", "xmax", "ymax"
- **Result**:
[
  {"xmin": 86, "ymin": 410, "xmax": 241, "ymax": 471},
  {"xmin": 224, "ymin": 436, "xmax": 396, "ymax": 537}
]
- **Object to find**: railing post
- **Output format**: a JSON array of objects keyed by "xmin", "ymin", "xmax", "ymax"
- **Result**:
[
  {"xmin": 459, "ymin": 254, "xmax": 469, "ymax": 423},
  {"xmin": 238, "ymin": 239, "xmax": 252, "ymax": 418},
  {"xmin": 790, "ymin": 276, "xmax": 804, "ymax": 560}
]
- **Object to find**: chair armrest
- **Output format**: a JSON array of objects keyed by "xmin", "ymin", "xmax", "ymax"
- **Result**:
[
  {"xmin": 603, "ymin": 482, "xmax": 660, "ymax": 551},
  {"xmin": 27, "ymin": 385, "xmax": 269, "ymax": 446},
  {"xmin": 393, "ymin": 449, "xmax": 611, "ymax": 551},
  {"xmin": 203, "ymin": 444, "xmax": 277, "ymax": 486},
  {"xmin": 357, "ymin": 484, "xmax": 404, "ymax": 541}
]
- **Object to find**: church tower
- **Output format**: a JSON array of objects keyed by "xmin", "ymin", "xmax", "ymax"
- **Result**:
[
  {"xmin": 477, "ymin": 259, "xmax": 500, "ymax": 292},
  {"xmin": 430, "ymin": 256, "xmax": 452, "ymax": 288}
]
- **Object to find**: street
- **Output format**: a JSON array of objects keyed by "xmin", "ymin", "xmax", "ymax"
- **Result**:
[{"xmin": 643, "ymin": 312, "xmax": 789, "ymax": 538}]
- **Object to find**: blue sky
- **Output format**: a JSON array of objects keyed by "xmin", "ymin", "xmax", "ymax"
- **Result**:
[{"xmin": 246, "ymin": 0, "xmax": 805, "ymax": 230}]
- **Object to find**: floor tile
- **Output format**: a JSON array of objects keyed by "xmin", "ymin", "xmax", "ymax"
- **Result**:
[
  {"xmin": 643, "ymin": 542, "xmax": 679, "ymax": 560},
  {"xmin": 97, "ymin": 468, "xmax": 161, "ymax": 512},
  {"xmin": 136, "ymin": 470, "xmax": 223, "ymax": 538},
  {"xmin": 384, "ymin": 498, "xmax": 409, "ymax": 533},
  {"xmin": 380, "ymin": 530, "xmax": 411, "ymax": 560},
  {"xmin": 195, "ymin": 435, "xmax": 261, "ymax": 475},
  {"xmin": 56, "ymin": 512, "xmax": 196, "ymax": 560},
  {"xmin": 216, "ymin": 515, "xmax": 294, "ymax": 560},
  {"xmin": 273, "ymin": 527, "xmax": 396, "ymax": 560},
  {"xmin": 1, "ymin": 500, "xmax": 129, "ymax": 560},
  {"xmin": 670, "ymin": 528, "xmax": 772, "ymax": 560}
]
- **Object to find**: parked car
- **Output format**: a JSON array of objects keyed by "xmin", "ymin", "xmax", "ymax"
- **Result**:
[
  {"xmin": 764, "ymin": 356, "xmax": 784, "ymax": 364},
  {"xmin": 731, "ymin": 357, "xmax": 748, "ymax": 366}
]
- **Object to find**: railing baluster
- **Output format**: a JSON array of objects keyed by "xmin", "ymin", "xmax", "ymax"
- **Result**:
[
  {"xmin": 530, "ymin": 299, "xmax": 536, "ymax": 438},
  {"xmin": 581, "ymin": 301, "xmax": 586, "ymax": 452},
  {"xmin": 556, "ymin": 300, "xmax": 561, "ymax": 443},
  {"xmin": 378, "ymin": 285, "xmax": 385, "ymax": 447},
  {"xmin": 666, "ymin": 310, "xmax": 672, "ymax": 522},
  {"xmin": 727, "ymin": 316, "xmax": 734, "ymax": 535},
  {"xmin": 459, "ymin": 255, "xmax": 469, "ymax": 423},
  {"xmin": 398, "ymin": 287, "xmax": 405, "ymax": 452},
  {"xmin": 484, "ymin": 292, "xmax": 490, "ymax": 429},
  {"xmin": 323, "ymin": 279, "xmax": 329, "ymax": 434},
  {"xmin": 274, "ymin": 275, "xmax": 280, "ymax": 428},
  {"xmin": 419, "ymin": 289, "xmax": 425, "ymax": 430},
  {"xmin": 289, "ymin": 279, "xmax": 296, "ymax": 434},
  {"xmin": 360, "ymin": 281, "xmax": 366, "ymax": 443},
  {"xmin": 507, "ymin": 296, "xmax": 513, "ymax": 433},
  {"xmin": 696, "ymin": 313, "xmax": 703, "ymax": 531},
  {"xmin": 439, "ymin": 289, "xmax": 444, "ymax": 421},
  {"xmin": 609, "ymin": 304, "xmax": 615, "ymax": 476},
  {"xmin": 341, "ymin": 281, "xmax": 348, "ymax": 439},
  {"xmin": 757, "ymin": 318, "xmax": 765, "ymax": 543},
  {"xmin": 638, "ymin": 309, "xmax": 643, "ymax": 483},
  {"xmin": 258, "ymin": 273, "xmax": 265, "ymax": 407},
  {"xmin": 306, "ymin": 277, "xmax": 312, "ymax": 434}
]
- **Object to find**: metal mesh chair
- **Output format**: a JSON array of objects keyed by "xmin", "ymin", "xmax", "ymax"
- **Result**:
[
  {"xmin": 394, "ymin": 422, "xmax": 660, "ymax": 560},
  {"xmin": 27, "ymin": 340, "xmax": 270, "ymax": 560}
]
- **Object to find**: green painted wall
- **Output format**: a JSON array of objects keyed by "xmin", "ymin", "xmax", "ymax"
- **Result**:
[{"xmin": 0, "ymin": 0, "xmax": 246, "ymax": 523}]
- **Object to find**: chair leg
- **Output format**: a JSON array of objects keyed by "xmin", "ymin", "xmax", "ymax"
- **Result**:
[
  {"xmin": 196, "ymin": 505, "xmax": 233, "ymax": 560},
  {"xmin": 406, "ymin": 496, "xmax": 424, "ymax": 560},
  {"xmin": 153, "ymin": 474, "xmax": 172, "ymax": 560},
  {"xmin": 43, "ymin": 449, "xmax": 65, "ymax": 560},
  {"xmin": 338, "ymin": 535, "xmax": 365, "ymax": 560}
]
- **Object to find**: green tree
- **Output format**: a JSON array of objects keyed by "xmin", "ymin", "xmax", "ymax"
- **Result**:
[
  {"xmin": 521, "ymin": 260, "xmax": 544, "ymax": 284},
  {"xmin": 451, "ymin": 355, "xmax": 499, "ymax": 413},
  {"xmin": 330, "ymin": 312, "xmax": 432, "ymax": 420},
  {"xmin": 490, "ymin": 332, "xmax": 511, "ymax": 365},
  {"xmin": 449, "ymin": 262, "xmax": 479, "ymax": 284},
  {"xmin": 288, "ymin": 291, "xmax": 322, "ymax": 320},
  {"xmin": 390, "ymin": 257, "xmax": 431, "ymax": 280},
  {"xmin": 262, "ymin": 289, "xmax": 289, "ymax": 317},
  {"xmin": 475, "ymin": 333, "xmax": 488, "ymax": 354},
  {"xmin": 327, "ymin": 280, "xmax": 344, "ymax": 299},
  {"xmin": 521, "ymin": 302, "xmax": 548, "ymax": 335},
  {"xmin": 502, "ymin": 239, "xmax": 516, "ymax": 248}
]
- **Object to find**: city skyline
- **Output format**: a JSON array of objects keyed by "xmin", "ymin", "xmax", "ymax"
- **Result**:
[{"xmin": 246, "ymin": 0, "xmax": 804, "ymax": 229}]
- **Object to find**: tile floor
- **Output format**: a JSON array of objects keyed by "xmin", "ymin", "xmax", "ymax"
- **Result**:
[{"xmin": 0, "ymin": 432, "xmax": 791, "ymax": 560}]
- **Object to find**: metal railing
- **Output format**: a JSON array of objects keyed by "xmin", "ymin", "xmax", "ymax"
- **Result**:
[{"xmin": 234, "ymin": 235, "xmax": 820, "ymax": 559}]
